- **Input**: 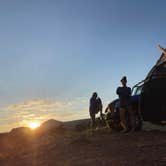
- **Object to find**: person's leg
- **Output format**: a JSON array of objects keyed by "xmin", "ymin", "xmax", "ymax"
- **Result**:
[
  {"xmin": 90, "ymin": 113, "xmax": 96, "ymax": 129},
  {"xmin": 128, "ymin": 106, "xmax": 136, "ymax": 131},
  {"xmin": 120, "ymin": 107, "xmax": 128, "ymax": 130}
]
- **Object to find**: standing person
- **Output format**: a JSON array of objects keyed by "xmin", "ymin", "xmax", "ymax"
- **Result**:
[
  {"xmin": 89, "ymin": 92, "xmax": 98, "ymax": 130},
  {"xmin": 116, "ymin": 76, "xmax": 136, "ymax": 132}
]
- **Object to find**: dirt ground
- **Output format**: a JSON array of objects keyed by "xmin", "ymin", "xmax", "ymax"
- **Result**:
[{"xmin": 0, "ymin": 125, "xmax": 166, "ymax": 166}]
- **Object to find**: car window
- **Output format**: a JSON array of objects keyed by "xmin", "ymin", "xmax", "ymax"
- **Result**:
[
  {"xmin": 132, "ymin": 87, "xmax": 137, "ymax": 96},
  {"xmin": 135, "ymin": 86, "xmax": 142, "ymax": 95},
  {"xmin": 132, "ymin": 86, "xmax": 142, "ymax": 95}
]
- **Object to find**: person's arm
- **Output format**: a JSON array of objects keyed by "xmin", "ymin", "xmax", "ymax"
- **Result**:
[
  {"xmin": 100, "ymin": 110, "xmax": 102, "ymax": 116},
  {"xmin": 100, "ymin": 104, "xmax": 103, "ymax": 115},
  {"xmin": 105, "ymin": 106, "xmax": 109, "ymax": 113},
  {"xmin": 116, "ymin": 87, "xmax": 120, "ymax": 95},
  {"xmin": 128, "ymin": 87, "xmax": 132, "ymax": 96}
]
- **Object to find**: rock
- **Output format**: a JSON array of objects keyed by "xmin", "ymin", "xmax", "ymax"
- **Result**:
[{"xmin": 37, "ymin": 119, "xmax": 64, "ymax": 135}]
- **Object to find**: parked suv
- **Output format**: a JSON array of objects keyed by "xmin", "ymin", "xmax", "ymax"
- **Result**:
[{"xmin": 105, "ymin": 47, "xmax": 166, "ymax": 130}]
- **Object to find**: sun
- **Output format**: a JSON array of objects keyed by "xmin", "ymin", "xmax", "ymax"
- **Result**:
[{"xmin": 29, "ymin": 122, "xmax": 40, "ymax": 130}]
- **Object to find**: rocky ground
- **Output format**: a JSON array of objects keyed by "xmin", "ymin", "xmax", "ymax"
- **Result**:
[{"xmin": 0, "ymin": 119, "xmax": 166, "ymax": 166}]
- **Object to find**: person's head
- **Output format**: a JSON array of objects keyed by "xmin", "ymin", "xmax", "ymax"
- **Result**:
[
  {"xmin": 121, "ymin": 76, "xmax": 127, "ymax": 86},
  {"xmin": 92, "ymin": 92, "xmax": 98, "ymax": 98}
]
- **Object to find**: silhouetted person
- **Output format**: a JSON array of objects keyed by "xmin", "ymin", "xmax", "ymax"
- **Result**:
[
  {"xmin": 89, "ymin": 92, "xmax": 101, "ymax": 130},
  {"xmin": 116, "ymin": 76, "xmax": 136, "ymax": 132}
]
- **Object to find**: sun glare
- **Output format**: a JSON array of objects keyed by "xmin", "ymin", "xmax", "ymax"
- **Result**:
[{"xmin": 29, "ymin": 122, "xmax": 40, "ymax": 130}]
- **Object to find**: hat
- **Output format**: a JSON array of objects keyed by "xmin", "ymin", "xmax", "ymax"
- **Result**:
[
  {"xmin": 92, "ymin": 92, "xmax": 98, "ymax": 97},
  {"xmin": 121, "ymin": 76, "xmax": 127, "ymax": 82}
]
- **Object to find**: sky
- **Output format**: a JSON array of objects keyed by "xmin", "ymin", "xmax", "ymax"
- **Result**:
[{"xmin": 0, "ymin": 0, "xmax": 166, "ymax": 132}]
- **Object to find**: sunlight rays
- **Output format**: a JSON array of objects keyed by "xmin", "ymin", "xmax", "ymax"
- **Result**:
[{"xmin": 29, "ymin": 122, "xmax": 40, "ymax": 130}]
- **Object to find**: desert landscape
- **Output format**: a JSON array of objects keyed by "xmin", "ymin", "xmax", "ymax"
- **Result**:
[
  {"xmin": 0, "ymin": 119, "xmax": 166, "ymax": 166},
  {"xmin": 1, "ymin": 1, "xmax": 166, "ymax": 166}
]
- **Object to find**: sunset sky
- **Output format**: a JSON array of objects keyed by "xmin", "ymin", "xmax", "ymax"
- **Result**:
[{"xmin": 0, "ymin": 0, "xmax": 166, "ymax": 132}]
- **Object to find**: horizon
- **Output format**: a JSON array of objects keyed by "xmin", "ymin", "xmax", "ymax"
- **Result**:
[{"xmin": 0, "ymin": 0, "xmax": 166, "ymax": 132}]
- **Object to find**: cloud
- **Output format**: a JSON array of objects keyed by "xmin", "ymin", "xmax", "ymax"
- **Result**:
[
  {"xmin": 0, "ymin": 98, "xmax": 89, "ymax": 132},
  {"xmin": 7, "ymin": 99, "xmax": 67, "ymax": 111},
  {"xmin": 6, "ymin": 98, "xmax": 88, "ymax": 114}
]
